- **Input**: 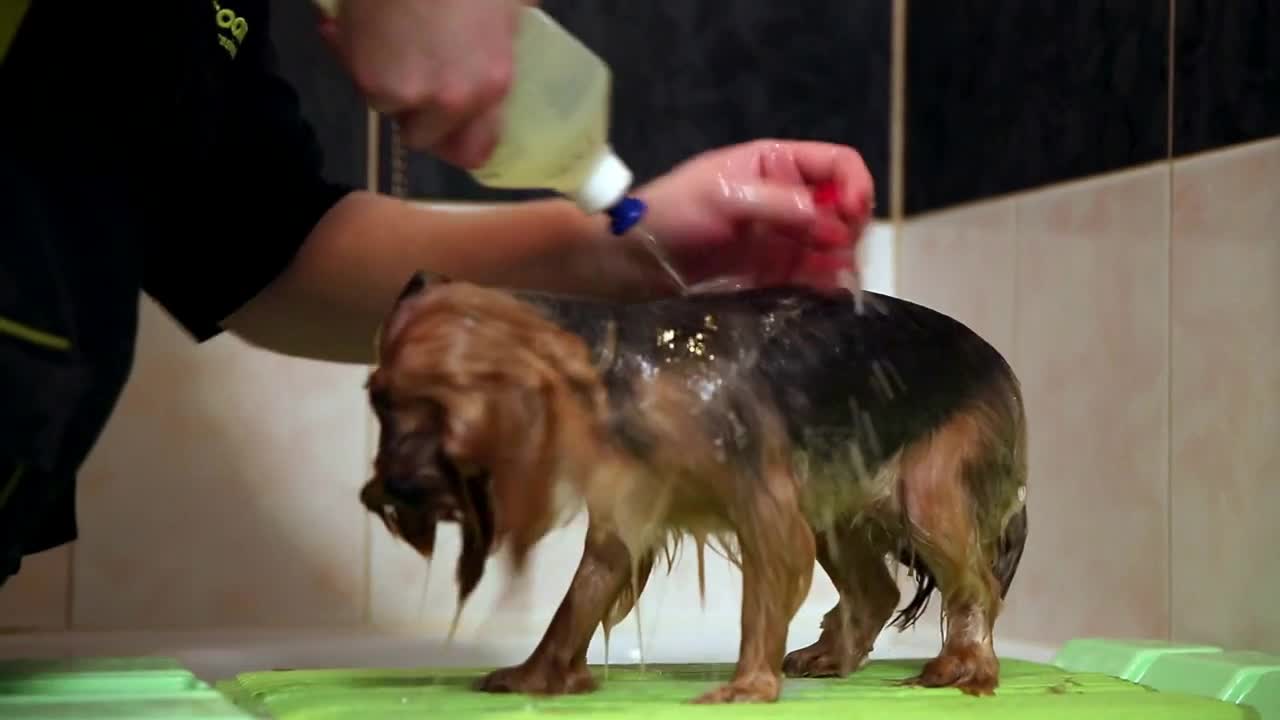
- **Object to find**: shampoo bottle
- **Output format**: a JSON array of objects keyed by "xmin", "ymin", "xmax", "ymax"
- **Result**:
[
  {"xmin": 470, "ymin": 7, "xmax": 644, "ymax": 234},
  {"xmin": 312, "ymin": 2, "xmax": 649, "ymax": 237}
]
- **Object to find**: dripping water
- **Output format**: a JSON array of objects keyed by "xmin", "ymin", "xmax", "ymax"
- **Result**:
[
  {"xmin": 630, "ymin": 225, "xmax": 689, "ymax": 293},
  {"xmin": 417, "ymin": 558, "xmax": 432, "ymax": 623},
  {"xmin": 631, "ymin": 562, "xmax": 647, "ymax": 674},
  {"xmin": 602, "ymin": 623, "xmax": 611, "ymax": 681}
]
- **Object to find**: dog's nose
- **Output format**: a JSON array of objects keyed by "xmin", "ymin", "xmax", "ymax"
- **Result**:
[{"xmin": 384, "ymin": 475, "xmax": 427, "ymax": 505}]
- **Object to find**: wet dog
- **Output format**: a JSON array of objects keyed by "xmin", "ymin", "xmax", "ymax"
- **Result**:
[{"xmin": 359, "ymin": 272, "xmax": 1029, "ymax": 704}]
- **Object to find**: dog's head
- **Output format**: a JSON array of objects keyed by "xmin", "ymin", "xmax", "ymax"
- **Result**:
[{"xmin": 360, "ymin": 272, "xmax": 610, "ymax": 605}]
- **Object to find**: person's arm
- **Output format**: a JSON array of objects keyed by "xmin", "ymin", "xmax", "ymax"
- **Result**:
[
  {"xmin": 220, "ymin": 192, "xmax": 667, "ymax": 364},
  {"xmin": 142, "ymin": 12, "xmax": 662, "ymax": 366}
]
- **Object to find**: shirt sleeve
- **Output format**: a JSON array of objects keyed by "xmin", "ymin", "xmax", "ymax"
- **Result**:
[{"xmin": 142, "ymin": 15, "xmax": 356, "ymax": 343}]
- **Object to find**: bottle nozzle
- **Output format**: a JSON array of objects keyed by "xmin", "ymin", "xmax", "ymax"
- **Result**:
[{"xmin": 606, "ymin": 196, "xmax": 647, "ymax": 236}]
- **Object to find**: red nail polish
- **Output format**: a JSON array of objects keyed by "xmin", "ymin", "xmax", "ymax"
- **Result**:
[{"xmin": 813, "ymin": 181, "xmax": 840, "ymax": 209}]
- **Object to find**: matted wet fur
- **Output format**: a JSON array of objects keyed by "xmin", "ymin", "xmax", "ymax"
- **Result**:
[{"xmin": 360, "ymin": 272, "xmax": 1030, "ymax": 704}]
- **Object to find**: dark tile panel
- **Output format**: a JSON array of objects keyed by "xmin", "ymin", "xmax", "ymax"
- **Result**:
[
  {"xmin": 267, "ymin": 3, "xmax": 368, "ymax": 189},
  {"xmin": 391, "ymin": 1, "xmax": 893, "ymax": 218},
  {"xmin": 1173, "ymin": 0, "xmax": 1280, "ymax": 157},
  {"xmin": 904, "ymin": 1, "xmax": 1169, "ymax": 216}
]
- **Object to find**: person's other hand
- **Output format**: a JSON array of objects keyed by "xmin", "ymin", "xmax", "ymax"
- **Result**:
[
  {"xmin": 319, "ymin": 0, "xmax": 532, "ymax": 168},
  {"xmin": 634, "ymin": 140, "xmax": 875, "ymax": 292}
]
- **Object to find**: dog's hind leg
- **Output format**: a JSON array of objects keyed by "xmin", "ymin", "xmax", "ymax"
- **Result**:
[
  {"xmin": 896, "ymin": 408, "xmax": 1009, "ymax": 696},
  {"xmin": 782, "ymin": 523, "xmax": 900, "ymax": 678},
  {"xmin": 474, "ymin": 521, "xmax": 654, "ymax": 695}
]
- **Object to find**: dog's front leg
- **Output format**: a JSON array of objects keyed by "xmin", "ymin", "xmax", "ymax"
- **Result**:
[
  {"xmin": 474, "ymin": 519, "xmax": 637, "ymax": 696},
  {"xmin": 693, "ymin": 475, "xmax": 816, "ymax": 704}
]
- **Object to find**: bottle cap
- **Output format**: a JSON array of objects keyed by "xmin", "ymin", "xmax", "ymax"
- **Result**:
[
  {"xmin": 573, "ymin": 148, "xmax": 633, "ymax": 214},
  {"xmin": 606, "ymin": 196, "xmax": 647, "ymax": 236}
]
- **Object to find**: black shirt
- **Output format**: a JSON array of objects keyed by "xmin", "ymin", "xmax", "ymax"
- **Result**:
[{"xmin": 0, "ymin": 1, "xmax": 354, "ymax": 585}]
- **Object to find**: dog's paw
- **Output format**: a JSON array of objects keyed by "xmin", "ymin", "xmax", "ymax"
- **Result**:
[
  {"xmin": 900, "ymin": 649, "xmax": 999, "ymax": 696},
  {"xmin": 473, "ymin": 663, "xmax": 597, "ymax": 696},
  {"xmin": 690, "ymin": 675, "xmax": 780, "ymax": 704},
  {"xmin": 782, "ymin": 642, "xmax": 868, "ymax": 678}
]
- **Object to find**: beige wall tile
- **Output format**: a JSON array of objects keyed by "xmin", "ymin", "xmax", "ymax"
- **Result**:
[
  {"xmin": 70, "ymin": 298, "xmax": 371, "ymax": 629},
  {"xmin": 1170, "ymin": 139, "xmax": 1280, "ymax": 653},
  {"xmin": 898, "ymin": 201, "xmax": 1018, "ymax": 358},
  {"xmin": 0, "ymin": 546, "xmax": 69, "ymax": 630},
  {"xmin": 1005, "ymin": 167, "xmax": 1171, "ymax": 644}
]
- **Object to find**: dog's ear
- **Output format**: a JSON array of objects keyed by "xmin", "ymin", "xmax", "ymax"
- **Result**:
[
  {"xmin": 453, "ymin": 470, "xmax": 496, "ymax": 606},
  {"xmin": 377, "ymin": 270, "xmax": 450, "ymax": 361},
  {"xmin": 383, "ymin": 286, "xmax": 606, "ymax": 574},
  {"xmin": 433, "ymin": 382, "xmax": 560, "ymax": 572}
]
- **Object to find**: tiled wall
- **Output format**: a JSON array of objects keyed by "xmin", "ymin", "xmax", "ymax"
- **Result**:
[
  {"xmin": 896, "ymin": 138, "xmax": 1280, "ymax": 654},
  {"xmin": 891, "ymin": 0, "xmax": 1279, "ymax": 653},
  {"xmin": 2, "ymin": 0, "xmax": 1276, "ymax": 659}
]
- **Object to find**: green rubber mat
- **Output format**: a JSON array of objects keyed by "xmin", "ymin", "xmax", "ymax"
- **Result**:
[
  {"xmin": 1054, "ymin": 637, "xmax": 1225, "ymax": 682},
  {"xmin": 216, "ymin": 658, "xmax": 1257, "ymax": 719},
  {"xmin": 1055, "ymin": 638, "xmax": 1279, "ymax": 719},
  {"xmin": 0, "ymin": 656, "xmax": 255, "ymax": 719}
]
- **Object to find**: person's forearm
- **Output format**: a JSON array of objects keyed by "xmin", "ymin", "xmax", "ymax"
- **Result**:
[{"xmin": 221, "ymin": 191, "xmax": 665, "ymax": 364}]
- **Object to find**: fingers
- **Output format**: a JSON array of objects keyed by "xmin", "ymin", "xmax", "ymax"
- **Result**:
[
  {"xmin": 328, "ymin": 0, "xmax": 519, "ymax": 167},
  {"xmin": 755, "ymin": 140, "xmax": 875, "ymax": 223},
  {"xmin": 430, "ymin": 101, "xmax": 506, "ymax": 168},
  {"xmin": 709, "ymin": 178, "xmax": 818, "ymax": 232},
  {"xmin": 394, "ymin": 67, "xmax": 510, "ymax": 165}
]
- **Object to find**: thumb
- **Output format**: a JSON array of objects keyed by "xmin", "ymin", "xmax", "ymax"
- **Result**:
[{"xmin": 709, "ymin": 180, "xmax": 818, "ymax": 233}]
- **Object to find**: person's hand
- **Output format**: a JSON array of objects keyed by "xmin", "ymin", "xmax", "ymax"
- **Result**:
[
  {"xmin": 318, "ymin": 0, "xmax": 532, "ymax": 168},
  {"xmin": 633, "ymin": 140, "xmax": 875, "ymax": 293}
]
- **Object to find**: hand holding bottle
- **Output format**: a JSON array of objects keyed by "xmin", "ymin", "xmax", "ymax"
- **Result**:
[
  {"xmin": 633, "ymin": 140, "xmax": 875, "ymax": 292},
  {"xmin": 317, "ymin": 0, "xmax": 533, "ymax": 168}
]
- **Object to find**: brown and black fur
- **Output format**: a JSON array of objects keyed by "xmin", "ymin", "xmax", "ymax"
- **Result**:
[{"xmin": 360, "ymin": 272, "xmax": 1030, "ymax": 704}]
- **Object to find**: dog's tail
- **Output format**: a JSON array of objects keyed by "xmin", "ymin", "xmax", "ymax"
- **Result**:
[
  {"xmin": 889, "ymin": 547, "xmax": 937, "ymax": 631},
  {"xmin": 992, "ymin": 501, "xmax": 1029, "ymax": 600}
]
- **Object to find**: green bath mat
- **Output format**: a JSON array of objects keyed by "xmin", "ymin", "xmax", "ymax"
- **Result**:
[
  {"xmin": 0, "ymin": 656, "xmax": 254, "ymax": 719},
  {"xmin": 1055, "ymin": 638, "xmax": 1280, "ymax": 719},
  {"xmin": 218, "ymin": 658, "xmax": 1257, "ymax": 719}
]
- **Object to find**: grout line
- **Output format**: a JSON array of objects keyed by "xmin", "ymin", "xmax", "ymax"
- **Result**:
[
  {"xmin": 361, "ymin": 108, "xmax": 381, "ymax": 626},
  {"xmin": 1165, "ymin": 0, "xmax": 1176, "ymax": 642},
  {"xmin": 64, "ymin": 542, "xmax": 75, "ymax": 630},
  {"xmin": 901, "ymin": 139, "xmax": 1278, "ymax": 226},
  {"xmin": 1167, "ymin": 0, "xmax": 1176, "ymax": 160},
  {"xmin": 365, "ymin": 107, "xmax": 380, "ymax": 193},
  {"xmin": 889, "ymin": 0, "xmax": 907, "ymax": 291},
  {"xmin": 1165, "ymin": 164, "xmax": 1175, "ymax": 641},
  {"xmin": 361, "ymin": 410, "xmax": 375, "ymax": 627},
  {"xmin": 1011, "ymin": 190, "xmax": 1020, "ymax": 374},
  {"xmin": 901, "ymin": 159, "xmax": 1173, "ymax": 223}
]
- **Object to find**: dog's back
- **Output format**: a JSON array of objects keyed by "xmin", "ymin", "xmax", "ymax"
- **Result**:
[{"xmin": 580, "ymin": 287, "xmax": 1018, "ymax": 472}]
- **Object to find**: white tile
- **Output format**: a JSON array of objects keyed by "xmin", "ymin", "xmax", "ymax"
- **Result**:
[{"xmin": 71, "ymin": 298, "xmax": 371, "ymax": 628}]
